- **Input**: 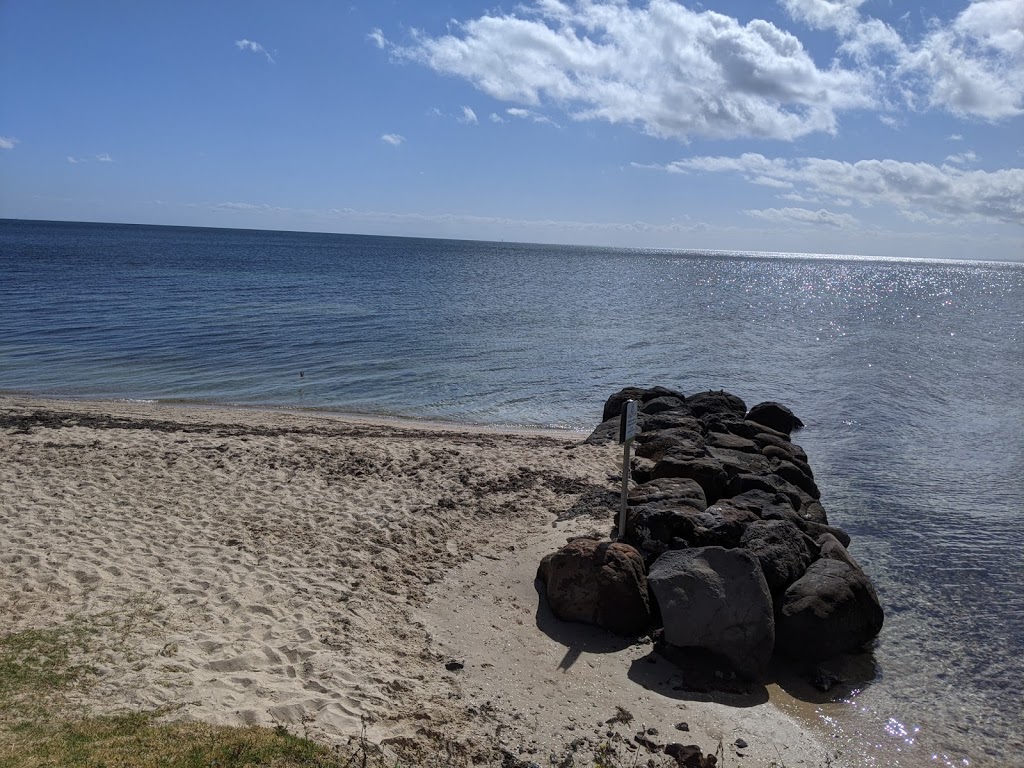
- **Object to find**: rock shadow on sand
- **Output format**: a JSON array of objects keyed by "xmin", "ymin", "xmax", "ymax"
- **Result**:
[{"xmin": 533, "ymin": 579, "xmax": 635, "ymax": 670}]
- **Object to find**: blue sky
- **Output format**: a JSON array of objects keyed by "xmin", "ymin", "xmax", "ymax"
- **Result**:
[{"xmin": 1, "ymin": 0, "xmax": 1022, "ymax": 260}]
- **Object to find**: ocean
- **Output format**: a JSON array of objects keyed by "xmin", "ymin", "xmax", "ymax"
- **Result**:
[{"xmin": 1, "ymin": 218, "xmax": 1022, "ymax": 766}]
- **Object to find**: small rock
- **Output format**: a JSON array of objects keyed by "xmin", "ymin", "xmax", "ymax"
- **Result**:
[
  {"xmin": 674, "ymin": 722, "xmax": 690, "ymax": 732},
  {"xmin": 444, "ymin": 659, "xmax": 465, "ymax": 671},
  {"xmin": 647, "ymin": 726, "xmax": 659, "ymax": 736},
  {"xmin": 735, "ymin": 738, "xmax": 748, "ymax": 749}
]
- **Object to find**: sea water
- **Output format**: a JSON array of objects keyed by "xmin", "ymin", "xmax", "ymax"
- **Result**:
[{"xmin": 1, "ymin": 219, "xmax": 1022, "ymax": 766}]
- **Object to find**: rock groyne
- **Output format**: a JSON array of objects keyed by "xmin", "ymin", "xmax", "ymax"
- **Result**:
[{"xmin": 539, "ymin": 386, "xmax": 883, "ymax": 684}]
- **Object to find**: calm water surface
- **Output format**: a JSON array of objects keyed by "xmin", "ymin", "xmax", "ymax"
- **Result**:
[{"xmin": 1, "ymin": 220, "xmax": 1022, "ymax": 766}]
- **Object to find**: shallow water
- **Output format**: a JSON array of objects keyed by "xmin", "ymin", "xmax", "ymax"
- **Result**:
[{"xmin": 2, "ymin": 219, "xmax": 1022, "ymax": 765}]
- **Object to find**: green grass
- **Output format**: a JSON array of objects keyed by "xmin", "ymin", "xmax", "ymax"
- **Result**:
[{"xmin": 0, "ymin": 617, "xmax": 382, "ymax": 768}]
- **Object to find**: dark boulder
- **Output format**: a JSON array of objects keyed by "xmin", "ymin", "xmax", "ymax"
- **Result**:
[
  {"xmin": 798, "ymin": 500, "xmax": 830, "ymax": 525},
  {"xmin": 537, "ymin": 538, "xmax": 651, "ymax": 636},
  {"xmin": 641, "ymin": 385, "xmax": 687, "ymax": 403},
  {"xmin": 705, "ymin": 431, "xmax": 760, "ymax": 453},
  {"xmin": 685, "ymin": 390, "xmax": 747, "ymax": 420},
  {"xmin": 747, "ymin": 401, "xmax": 804, "ymax": 435},
  {"xmin": 776, "ymin": 555, "xmax": 884, "ymax": 660},
  {"xmin": 643, "ymin": 410, "xmax": 704, "ymax": 432},
  {"xmin": 641, "ymin": 395, "xmax": 688, "ymax": 415},
  {"xmin": 648, "ymin": 547, "xmax": 774, "ymax": 678},
  {"xmin": 628, "ymin": 477, "xmax": 707, "ymax": 510},
  {"xmin": 706, "ymin": 445, "xmax": 772, "ymax": 477},
  {"xmin": 635, "ymin": 430, "xmax": 705, "ymax": 463},
  {"xmin": 729, "ymin": 473, "xmax": 803, "ymax": 511},
  {"xmin": 622, "ymin": 502, "xmax": 708, "ymax": 554},
  {"xmin": 695, "ymin": 500, "xmax": 762, "ymax": 548},
  {"xmin": 602, "ymin": 387, "xmax": 648, "ymax": 423},
  {"xmin": 651, "ymin": 456, "xmax": 730, "ymax": 504},
  {"xmin": 585, "ymin": 416, "xmax": 623, "ymax": 445},
  {"xmin": 739, "ymin": 520, "xmax": 817, "ymax": 597},
  {"xmin": 771, "ymin": 459, "xmax": 821, "ymax": 499},
  {"xmin": 753, "ymin": 432, "xmax": 809, "ymax": 463}
]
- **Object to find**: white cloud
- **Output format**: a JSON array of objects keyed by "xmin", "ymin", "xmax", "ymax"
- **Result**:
[
  {"xmin": 395, "ymin": 0, "xmax": 873, "ymax": 141},
  {"xmin": 235, "ymin": 38, "xmax": 275, "ymax": 64},
  {"xmin": 878, "ymin": 115, "xmax": 899, "ymax": 128},
  {"xmin": 382, "ymin": 0, "xmax": 1024, "ymax": 140},
  {"xmin": 67, "ymin": 155, "xmax": 85, "ymax": 164},
  {"xmin": 505, "ymin": 107, "xmax": 559, "ymax": 128},
  {"xmin": 95, "ymin": 153, "xmax": 113, "ymax": 162},
  {"xmin": 489, "ymin": 112, "xmax": 505, "ymax": 123},
  {"xmin": 458, "ymin": 106, "xmax": 478, "ymax": 125},
  {"xmin": 0, "ymin": 136, "xmax": 17, "ymax": 150},
  {"xmin": 945, "ymin": 150, "xmax": 978, "ymax": 165},
  {"xmin": 782, "ymin": 0, "xmax": 1024, "ymax": 120},
  {"xmin": 746, "ymin": 206, "xmax": 859, "ymax": 228},
  {"xmin": 948, "ymin": 133, "xmax": 964, "ymax": 141},
  {"xmin": 380, "ymin": 133, "xmax": 405, "ymax": 145},
  {"xmin": 649, "ymin": 152, "xmax": 1024, "ymax": 226},
  {"xmin": 901, "ymin": 1, "xmax": 1024, "ymax": 119},
  {"xmin": 368, "ymin": 28, "xmax": 387, "ymax": 49}
]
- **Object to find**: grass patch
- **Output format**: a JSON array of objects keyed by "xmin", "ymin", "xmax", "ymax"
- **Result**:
[
  {"xmin": 0, "ymin": 619, "xmax": 374, "ymax": 768},
  {"xmin": 1, "ymin": 713, "xmax": 365, "ymax": 768}
]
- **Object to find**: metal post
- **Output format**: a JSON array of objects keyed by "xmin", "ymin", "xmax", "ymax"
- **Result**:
[{"xmin": 619, "ymin": 438, "xmax": 630, "ymax": 540}]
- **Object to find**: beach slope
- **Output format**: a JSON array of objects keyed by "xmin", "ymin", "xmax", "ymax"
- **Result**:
[{"xmin": 0, "ymin": 397, "xmax": 831, "ymax": 765}]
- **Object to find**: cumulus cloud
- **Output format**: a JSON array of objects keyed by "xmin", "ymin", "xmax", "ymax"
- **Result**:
[
  {"xmin": 489, "ymin": 112, "xmax": 506, "ymax": 123},
  {"xmin": 394, "ymin": 0, "xmax": 873, "ymax": 141},
  {"xmin": 379, "ymin": 0, "xmax": 1024, "ymax": 140},
  {"xmin": 95, "ymin": 153, "xmax": 113, "ymax": 162},
  {"xmin": 380, "ymin": 133, "xmax": 405, "ymax": 145},
  {"xmin": 745, "ymin": 206, "xmax": 859, "ymax": 228},
  {"xmin": 235, "ymin": 38, "xmax": 275, "ymax": 64},
  {"xmin": 649, "ymin": 152, "xmax": 1024, "ymax": 226},
  {"xmin": 67, "ymin": 155, "xmax": 85, "ymax": 164},
  {"xmin": 0, "ymin": 136, "xmax": 17, "ymax": 150},
  {"xmin": 900, "ymin": 0, "xmax": 1024, "ymax": 118},
  {"xmin": 782, "ymin": 0, "xmax": 1024, "ymax": 119},
  {"xmin": 458, "ymin": 106, "xmax": 478, "ymax": 125}
]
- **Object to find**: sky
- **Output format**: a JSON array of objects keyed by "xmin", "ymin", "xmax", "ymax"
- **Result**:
[{"xmin": 1, "ymin": 0, "xmax": 1022, "ymax": 260}]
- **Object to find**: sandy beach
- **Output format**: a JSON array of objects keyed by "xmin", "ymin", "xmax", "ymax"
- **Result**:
[{"xmin": 0, "ymin": 396, "xmax": 839, "ymax": 766}]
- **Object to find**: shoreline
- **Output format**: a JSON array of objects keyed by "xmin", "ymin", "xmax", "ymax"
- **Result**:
[
  {"xmin": 1, "ymin": 396, "xmax": 901, "ymax": 766},
  {"xmin": 0, "ymin": 391, "xmax": 589, "ymax": 438}
]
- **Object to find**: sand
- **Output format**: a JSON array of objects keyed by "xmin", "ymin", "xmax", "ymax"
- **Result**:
[{"xmin": 0, "ymin": 396, "xmax": 838, "ymax": 766}]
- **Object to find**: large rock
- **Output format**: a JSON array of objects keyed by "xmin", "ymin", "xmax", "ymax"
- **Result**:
[
  {"xmin": 776, "ymin": 554, "xmax": 884, "ymax": 660},
  {"xmin": 641, "ymin": 395, "xmax": 688, "ymax": 415},
  {"xmin": 537, "ymin": 538, "xmax": 651, "ymax": 636},
  {"xmin": 642, "ymin": 410, "xmax": 703, "ymax": 433},
  {"xmin": 602, "ymin": 387, "xmax": 648, "ymax": 423},
  {"xmin": 628, "ymin": 477, "xmax": 707, "ymax": 509},
  {"xmin": 685, "ymin": 390, "xmax": 747, "ymax": 420},
  {"xmin": 739, "ymin": 520, "xmax": 816, "ymax": 597},
  {"xmin": 634, "ymin": 430, "xmax": 705, "ymax": 463},
  {"xmin": 648, "ymin": 547, "xmax": 775, "ymax": 678},
  {"xmin": 747, "ymin": 401, "xmax": 804, "ymax": 434},
  {"xmin": 651, "ymin": 456, "xmax": 730, "ymax": 504},
  {"xmin": 622, "ymin": 501, "xmax": 712, "ymax": 554},
  {"xmin": 771, "ymin": 459, "xmax": 821, "ymax": 499}
]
